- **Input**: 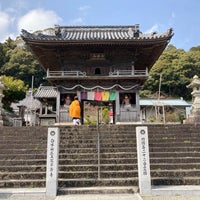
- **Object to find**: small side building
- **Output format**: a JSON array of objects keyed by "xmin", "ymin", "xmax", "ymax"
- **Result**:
[{"xmin": 140, "ymin": 98, "xmax": 191, "ymax": 123}]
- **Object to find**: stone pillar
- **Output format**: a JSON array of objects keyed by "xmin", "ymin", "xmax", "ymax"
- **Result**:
[
  {"xmin": 185, "ymin": 75, "xmax": 200, "ymax": 124},
  {"xmin": 0, "ymin": 77, "xmax": 5, "ymax": 126}
]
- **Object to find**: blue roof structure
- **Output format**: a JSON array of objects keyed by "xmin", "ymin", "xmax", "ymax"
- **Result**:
[{"xmin": 140, "ymin": 99, "xmax": 191, "ymax": 107}]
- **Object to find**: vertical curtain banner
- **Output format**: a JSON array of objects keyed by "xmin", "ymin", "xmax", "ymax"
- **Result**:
[
  {"xmin": 94, "ymin": 91, "xmax": 102, "ymax": 101},
  {"xmin": 109, "ymin": 91, "xmax": 116, "ymax": 100},
  {"xmin": 87, "ymin": 91, "xmax": 94, "ymax": 100},
  {"xmin": 102, "ymin": 91, "xmax": 109, "ymax": 101},
  {"xmin": 81, "ymin": 91, "xmax": 87, "ymax": 100}
]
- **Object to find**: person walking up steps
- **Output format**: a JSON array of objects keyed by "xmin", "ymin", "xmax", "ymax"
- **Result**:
[{"xmin": 69, "ymin": 96, "xmax": 81, "ymax": 125}]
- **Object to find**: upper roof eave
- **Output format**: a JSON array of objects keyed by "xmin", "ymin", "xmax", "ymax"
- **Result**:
[{"xmin": 21, "ymin": 25, "xmax": 173, "ymax": 45}]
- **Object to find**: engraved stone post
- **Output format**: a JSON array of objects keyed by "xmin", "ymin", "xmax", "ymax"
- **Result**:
[
  {"xmin": 185, "ymin": 75, "xmax": 200, "ymax": 124},
  {"xmin": 136, "ymin": 126, "xmax": 151, "ymax": 195},
  {"xmin": 46, "ymin": 127, "xmax": 60, "ymax": 197},
  {"xmin": 0, "ymin": 77, "xmax": 5, "ymax": 126}
]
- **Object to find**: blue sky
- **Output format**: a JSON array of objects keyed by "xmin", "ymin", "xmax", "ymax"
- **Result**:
[{"xmin": 0, "ymin": 0, "xmax": 200, "ymax": 51}]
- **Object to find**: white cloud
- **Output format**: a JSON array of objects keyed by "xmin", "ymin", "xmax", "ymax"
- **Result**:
[
  {"xmin": 0, "ymin": 11, "xmax": 10, "ymax": 36},
  {"xmin": 171, "ymin": 12, "xmax": 175, "ymax": 19},
  {"xmin": 145, "ymin": 24, "xmax": 159, "ymax": 33},
  {"xmin": 79, "ymin": 5, "xmax": 90, "ymax": 11},
  {"xmin": 17, "ymin": 9, "xmax": 62, "ymax": 32},
  {"xmin": 70, "ymin": 17, "xmax": 84, "ymax": 25},
  {"xmin": 0, "ymin": 11, "xmax": 15, "ymax": 42}
]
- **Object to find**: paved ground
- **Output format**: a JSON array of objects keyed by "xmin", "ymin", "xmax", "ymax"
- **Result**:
[
  {"xmin": 1, "ymin": 186, "xmax": 200, "ymax": 200},
  {"xmin": 2, "ymin": 193, "xmax": 200, "ymax": 200},
  {"xmin": 0, "ymin": 193, "xmax": 142, "ymax": 200},
  {"xmin": 142, "ymin": 196, "xmax": 200, "ymax": 200}
]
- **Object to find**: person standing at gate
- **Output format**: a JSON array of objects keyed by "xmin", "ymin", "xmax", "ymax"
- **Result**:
[{"xmin": 69, "ymin": 96, "xmax": 81, "ymax": 125}]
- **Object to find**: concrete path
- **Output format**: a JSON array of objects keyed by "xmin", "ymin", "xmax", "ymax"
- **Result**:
[{"xmin": 1, "ymin": 186, "xmax": 200, "ymax": 200}]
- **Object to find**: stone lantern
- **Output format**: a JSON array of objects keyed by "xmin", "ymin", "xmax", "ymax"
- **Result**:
[
  {"xmin": 185, "ymin": 75, "xmax": 200, "ymax": 124},
  {"xmin": 0, "ymin": 77, "xmax": 5, "ymax": 126}
]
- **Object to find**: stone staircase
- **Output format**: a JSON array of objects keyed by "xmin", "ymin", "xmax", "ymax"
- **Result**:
[
  {"xmin": 0, "ymin": 124, "xmax": 200, "ymax": 194},
  {"xmin": 0, "ymin": 126, "xmax": 48, "ymax": 188},
  {"xmin": 148, "ymin": 124, "xmax": 200, "ymax": 185},
  {"xmin": 58, "ymin": 125, "xmax": 138, "ymax": 194}
]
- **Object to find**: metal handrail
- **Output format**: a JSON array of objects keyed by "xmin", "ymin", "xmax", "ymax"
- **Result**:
[{"xmin": 97, "ymin": 108, "xmax": 101, "ymax": 179}]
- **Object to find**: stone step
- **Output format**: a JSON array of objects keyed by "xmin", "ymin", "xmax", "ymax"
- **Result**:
[
  {"xmin": 60, "ymin": 139, "xmax": 98, "ymax": 144},
  {"xmin": 0, "ymin": 149, "xmax": 46, "ymax": 154},
  {"xmin": 0, "ymin": 172, "xmax": 46, "ymax": 180},
  {"xmin": 150, "ymin": 152, "xmax": 200, "ymax": 157},
  {"xmin": 150, "ymin": 163, "xmax": 200, "ymax": 170},
  {"xmin": 60, "ymin": 131, "xmax": 135, "ymax": 135},
  {"xmin": 0, "ymin": 139, "xmax": 47, "ymax": 144},
  {"xmin": 0, "ymin": 165, "xmax": 46, "ymax": 172},
  {"xmin": 59, "ymin": 164, "xmax": 138, "ymax": 171},
  {"xmin": 101, "ymin": 146, "xmax": 136, "ymax": 151},
  {"xmin": 59, "ymin": 158, "xmax": 136, "ymax": 165},
  {"xmin": 59, "ymin": 170, "xmax": 138, "ymax": 179},
  {"xmin": 58, "ymin": 177, "xmax": 138, "ymax": 187},
  {"xmin": 58, "ymin": 186, "xmax": 138, "ymax": 195},
  {"xmin": 60, "ymin": 148, "xmax": 98, "ymax": 154},
  {"xmin": 60, "ymin": 144, "xmax": 98, "ymax": 148},
  {"xmin": 59, "ymin": 153, "xmax": 98, "ymax": 159},
  {"xmin": 0, "ymin": 153, "xmax": 46, "ymax": 160},
  {"xmin": 59, "ymin": 164, "xmax": 98, "ymax": 171},
  {"xmin": 59, "ymin": 152, "xmax": 136, "ymax": 159},
  {"xmin": 149, "ymin": 147, "xmax": 200, "ymax": 152},
  {"xmin": 59, "ymin": 158, "xmax": 98, "ymax": 165},
  {"xmin": 0, "ymin": 179, "xmax": 45, "ymax": 188},
  {"xmin": 60, "ymin": 147, "xmax": 136, "ymax": 154},
  {"xmin": 0, "ymin": 144, "xmax": 47, "ymax": 149},
  {"xmin": 151, "ymin": 169, "xmax": 200, "ymax": 177},
  {"xmin": 100, "ymin": 152, "xmax": 136, "ymax": 159},
  {"xmin": 0, "ymin": 159, "xmax": 46, "ymax": 165},
  {"xmin": 152, "ymin": 176, "xmax": 200, "ymax": 185},
  {"xmin": 149, "ymin": 138, "xmax": 200, "ymax": 142},
  {"xmin": 149, "ymin": 142, "xmax": 200, "ymax": 147},
  {"xmin": 60, "ymin": 143, "xmax": 135, "ymax": 148},
  {"xmin": 150, "ymin": 157, "xmax": 200, "ymax": 163},
  {"xmin": 0, "ymin": 130, "xmax": 47, "ymax": 136}
]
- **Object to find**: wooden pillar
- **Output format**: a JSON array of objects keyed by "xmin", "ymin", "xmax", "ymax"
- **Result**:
[
  {"xmin": 115, "ymin": 91, "xmax": 120, "ymax": 123},
  {"xmin": 135, "ymin": 90, "xmax": 140, "ymax": 121},
  {"xmin": 56, "ymin": 90, "xmax": 60, "ymax": 123}
]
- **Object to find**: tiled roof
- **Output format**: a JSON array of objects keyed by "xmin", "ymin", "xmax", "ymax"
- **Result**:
[
  {"xmin": 35, "ymin": 86, "xmax": 58, "ymax": 98},
  {"xmin": 17, "ymin": 90, "xmax": 41, "ymax": 110},
  {"xmin": 21, "ymin": 24, "xmax": 173, "ymax": 42}
]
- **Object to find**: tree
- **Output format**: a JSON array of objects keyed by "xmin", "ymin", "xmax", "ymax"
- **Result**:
[
  {"xmin": 0, "ymin": 43, "xmax": 5, "ymax": 68},
  {"xmin": 1, "ymin": 38, "xmax": 45, "ymax": 88},
  {"xmin": 2, "ymin": 75, "xmax": 28, "ymax": 110},
  {"xmin": 141, "ymin": 45, "xmax": 200, "ymax": 100},
  {"xmin": 2, "ymin": 38, "xmax": 17, "ymax": 64}
]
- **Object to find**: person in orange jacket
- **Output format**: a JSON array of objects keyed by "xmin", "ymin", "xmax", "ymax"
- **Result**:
[{"xmin": 69, "ymin": 96, "xmax": 81, "ymax": 125}]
